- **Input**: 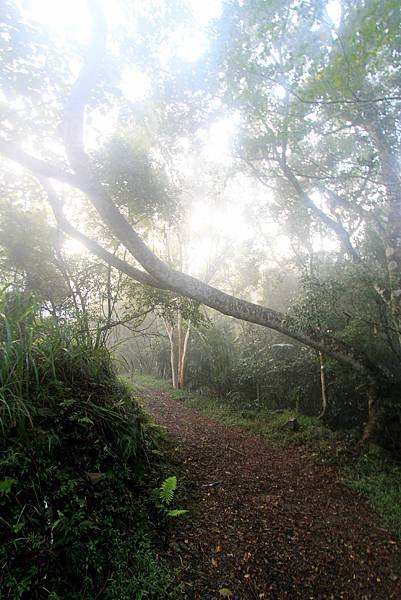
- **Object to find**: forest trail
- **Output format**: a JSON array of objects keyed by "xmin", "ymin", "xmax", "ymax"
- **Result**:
[{"xmin": 142, "ymin": 389, "xmax": 401, "ymax": 600}]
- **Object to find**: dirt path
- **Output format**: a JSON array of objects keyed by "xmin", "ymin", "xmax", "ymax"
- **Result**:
[{"xmin": 142, "ymin": 389, "xmax": 401, "ymax": 599}]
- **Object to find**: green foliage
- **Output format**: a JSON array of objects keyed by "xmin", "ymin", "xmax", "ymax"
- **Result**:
[
  {"xmin": 159, "ymin": 475, "xmax": 177, "ymax": 504},
  {"xmin": 95, "ymin": 135, "xmax": 178, "ymax": 223},
  {"xmin": 0, "ymin": 291, "xmax": 180, "ymax": 599},
  {"xmin": 0, "ymin": 477, "xmax": 16, "ymax": 494},
  {"xmin": 348, "ymin": 453, "xmax": 401, "ymax": 541},
  {"xmin": 185, "ymin": 321, "xmax": 235, "ymax": 397},
  {"xmin": 166, "ymin": 508, "xmax": 188, "ymax": 518},
  {"xmin": 0, "ymin": 289, "xmax": 123, "ymax": 434},
  {"xmin": 0, "ymin": 200, "xmax": 69, "ymax": 306},
  {"xmin": 106, "ymin": 533, "xmax": 180, "ymax": 599},
  {"xmin": 0, "ymin": 289, "xmax": 41, "ymax": 431},
  {"xmin": 155, "ymin": 475, "xmax": 188, "ymax": 518},
  {"xmin": 125, "ymin": 280, "xmax": 207, "ymax": 328}
]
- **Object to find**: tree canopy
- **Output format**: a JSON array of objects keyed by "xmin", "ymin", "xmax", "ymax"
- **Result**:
[{"xmin": 1, "ymin": 0, "xmax": 401, "ymax": 440}]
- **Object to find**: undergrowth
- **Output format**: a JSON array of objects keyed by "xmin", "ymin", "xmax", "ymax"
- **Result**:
[
  {"xmin": 0, "ymin": 294, "xmax": 181, "ymax": 599},
  {"xmin": 132, "ymin": 373, "xmax": 401, "ymax": 542},
  {"xmin": 347, "ymin": 454, "xmax": 401, "ymax": 540}
]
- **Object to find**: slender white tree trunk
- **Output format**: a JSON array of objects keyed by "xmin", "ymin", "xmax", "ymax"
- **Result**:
[
  {"xmin": 162, "ymin": 317, "xmax": 178, "ymax": 389},
  {"xmin": 318, "ymin": 351, "xmax": 328, "ymax": 419},
  {"xmin": 177, "ymin": 311, "xmax": 183, "ymax": 387},
  {"xmin": 178, "ymin": 319, "xmax": 191, "ymax": 389}
]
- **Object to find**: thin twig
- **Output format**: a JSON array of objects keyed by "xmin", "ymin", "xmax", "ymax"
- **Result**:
[{"xmin": 227, "ymin": 446, "xmax": 245, "ymax": 456}]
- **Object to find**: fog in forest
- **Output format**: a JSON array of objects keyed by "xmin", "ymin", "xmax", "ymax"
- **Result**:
[{"xmin": 1, "ymin": 1, "xmax": 401, "ymax": 598}]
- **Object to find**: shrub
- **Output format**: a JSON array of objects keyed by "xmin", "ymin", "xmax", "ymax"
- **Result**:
[{"xmin": 0, "ymin": 291, "xmax": 179, "ymax": 598}]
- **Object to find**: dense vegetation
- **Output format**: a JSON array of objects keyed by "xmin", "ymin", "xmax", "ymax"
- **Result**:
[{"xmin": 0, "ymin": 291, "xmax": 180, "ymax": 599}]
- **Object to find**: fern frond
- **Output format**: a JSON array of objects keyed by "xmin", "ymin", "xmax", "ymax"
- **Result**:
[{"xmin": 158, "ymin": 476, "xmax": 177, "ymax": 505}]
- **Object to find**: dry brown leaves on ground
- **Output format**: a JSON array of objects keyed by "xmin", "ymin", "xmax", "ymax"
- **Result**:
[{"xmin": 143, "ymin": 390, "xmax": 401, "ymax": 600}]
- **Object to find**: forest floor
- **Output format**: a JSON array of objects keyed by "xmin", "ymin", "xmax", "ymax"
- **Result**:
[{"xmin": 141, "ymin": 386, "xmax": 401, "ymax": 600}]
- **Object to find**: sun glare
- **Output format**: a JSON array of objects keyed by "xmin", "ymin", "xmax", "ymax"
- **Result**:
[
  {"xmin": 272, "ymin": 84, "xmax": 286, "ymax": 100},
  {"xmin": 120, "ymin": 66, "xmax": 151, "ymax": 102},
  {"xmin": 85, "ymin": 107, "xmax": 119, "ymax": 151},
  {"xmin": 156, "ymin": 29, "xmax": 209, "ymax": 67},
  {"xmin": 190, "ymin": 201, "xmax": 250, "ymax": 242},
  {"xmin": 201, "ymin": 115, "xmax": 240, "ymax": 163},
  {"xmin": 189, "ymin": 0, "xmax": 222, "ymax": 25},
  {"xmin": 63, "ymin": 238, "xmax": 87, "ymax": 255},
  {"xmin": 17, "ymin": 0, "xmax": 91, "ymax": 42},
  {"xmin": 326, "ymin": 0, "xmax": 341, "ymax": 28}
]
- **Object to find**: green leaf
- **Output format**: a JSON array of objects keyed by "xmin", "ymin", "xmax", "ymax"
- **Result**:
[
  {"xmin": 166, "ymin": 509, "xmax": 188, "ymax": 518},
  {"xmin": 219, "ymin": 588, "xmax": 233, "ymax": 598},
  {"xmin": 0, "ymin": 477, "xmax": 16, "ymax": 495},
  {"xmin": 12, "ymin": 521, "xmax": 25, "ymax": 533},
  {"xmin": 77, "ymin": 416, "xmax": 94, "ymax": 425}
]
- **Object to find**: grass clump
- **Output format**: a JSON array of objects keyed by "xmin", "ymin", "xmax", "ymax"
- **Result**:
[{"xmin": 0, "ymin": 294, "xmax": 181, "ymax": 599}]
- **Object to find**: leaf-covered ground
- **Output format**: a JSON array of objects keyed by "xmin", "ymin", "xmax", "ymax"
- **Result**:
[{"xmin": 142, "ymin": 388, "xmax": 401, "ymax": 599}]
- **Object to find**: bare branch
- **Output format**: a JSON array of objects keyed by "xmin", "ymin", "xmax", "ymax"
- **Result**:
[
  {"xmin": 279, "ymin": 159, "xmax": 362, "ymax": 263},
  {"xmin": 291, "ymin": 91, "xmax": 401, "ymax": 106}
]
